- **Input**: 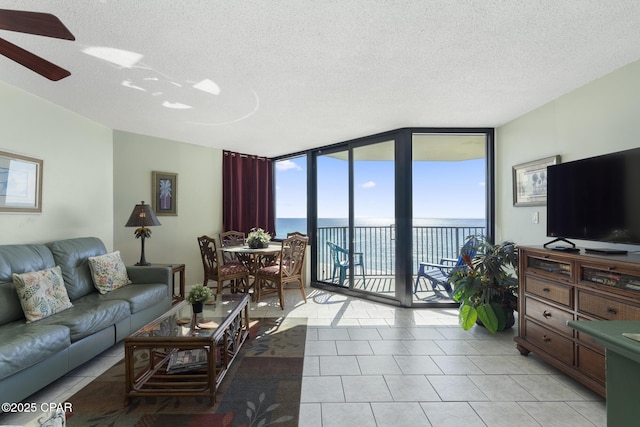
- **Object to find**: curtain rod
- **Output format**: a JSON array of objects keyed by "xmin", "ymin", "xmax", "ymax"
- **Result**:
[{"xmin": 223, "ymin": 150, "xmax": 268, "ymax": 161}]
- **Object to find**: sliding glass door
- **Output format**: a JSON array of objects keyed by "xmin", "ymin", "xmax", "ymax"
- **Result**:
[
  {"xmin": 316, "ymin": 149, "xmax": 350, "ymax": 288},
  {"xmin": 315, "ymin": 139, "xmax": 397, "ymax": 301},
  {"xmin": 411, "ymin": 134, "xmax": 487, "ymax": 305},
  {"xmin": 353, "ymin": 141, "xmax": 396, "ymax": 297}
]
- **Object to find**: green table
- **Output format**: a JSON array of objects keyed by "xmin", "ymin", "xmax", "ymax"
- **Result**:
[{"xmin": 568, "ymin": 320, "xmax": 640, "ymax": 427}]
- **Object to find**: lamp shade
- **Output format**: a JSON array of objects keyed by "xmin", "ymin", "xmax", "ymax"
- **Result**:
[{"xmin": 125, "ymin": 201, "xmax": 161, "ymax": 228}]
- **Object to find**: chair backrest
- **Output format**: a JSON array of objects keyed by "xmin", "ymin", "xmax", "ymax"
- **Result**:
[
  {"xmin": 219, "ymin": 230, "xmax": 245, "ymax": 264},
  {"xmin": 197, "ymin": 235, "xmax": 221, "ymax": 279},
  {"xmin": 327, "ymin": 241, "xmax": 348, "ymax": 264},
  {"xmin": 219, "ymin": 230, "xmax": 245, "ymax": 248},
  {"xmin": 281, "ymin": 234, "xmax": 308, "ymax": 279},
  {"xmin": 452, "ymin": 236, "xmax": 479, "ymax": 272},
  {"xmin": 287, "ymin": 231, "xmax": 307, "ymax": 239}
]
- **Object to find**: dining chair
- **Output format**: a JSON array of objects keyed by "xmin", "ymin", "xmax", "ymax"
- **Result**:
[
  {"xmin": 414, "ymin": 236, "xmax": 479, "ymax": 296},
  {"xmin": 286, "ymin": 231, "xmax": 307, "ymax": 238},
  {"xmin": 219, "ymin": 230, "xmax": 246, "ymax": 265},
  {"xmin": 197, "ymin": 235, "xmax": 250, "ymax": 294},
  {"xmin": 326, "ymin": 241, "xmax": 366, "ymax": 287},
  {"xmin": 254, "ymin": 234, "xmax": 308, "ymax": 309}
]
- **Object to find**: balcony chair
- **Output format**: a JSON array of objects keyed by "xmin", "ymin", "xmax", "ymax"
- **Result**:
[
  {"xmin": 414, "ymin": 236, "xmax": 479, "ymax": 297},
  {"xmin": 327, "ymin": 241, "xmax": 366, "ymax": 287},
  {"xmin": 255, "ymin": 234, "xmax": 308, "ymax": 309},
  {"xmin": 197, "ymin": 235, "xmax": 250, "ymax": 294}
]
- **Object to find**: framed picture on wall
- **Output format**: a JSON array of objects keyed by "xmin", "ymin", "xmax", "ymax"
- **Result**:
[
  {"xmin": 0, "ymin": 150, "xmax": 43, "ymax": 213},
  {"xmin": 512, "ymin": 155, "xmax": 560, "ymax": 206},
  {"xmin": 152, "ymin": 171, "xmax": 178, "ymax": 216}
]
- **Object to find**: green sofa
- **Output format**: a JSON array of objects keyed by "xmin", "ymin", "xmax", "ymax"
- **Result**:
[{"xmin": 0, "ymin": 237, "xmax": 172, "ymax": 405}]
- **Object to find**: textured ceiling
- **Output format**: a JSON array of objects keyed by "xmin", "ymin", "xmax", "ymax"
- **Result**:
[{"xmin": 2, "ymin": 1, "xmax": 640, "ymax": 157}]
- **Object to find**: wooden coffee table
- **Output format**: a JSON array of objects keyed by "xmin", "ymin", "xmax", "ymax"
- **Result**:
[{"xmin": 124, "ymin": 294, "xmax": 250, "ymax": 405}]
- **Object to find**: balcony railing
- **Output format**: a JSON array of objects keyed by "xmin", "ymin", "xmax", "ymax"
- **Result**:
[{"xmin": 317, "ymin": 224, "xmax": 485, "ymax": 281}]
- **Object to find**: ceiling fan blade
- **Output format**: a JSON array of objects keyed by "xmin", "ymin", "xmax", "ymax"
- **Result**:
[
  {"xmin": 0, "ymin": 9, "xmax": 74, "ymax": 40},
  {"xmin": 0, "ymin": 37, "xmax": 70, "ymax": 81}
]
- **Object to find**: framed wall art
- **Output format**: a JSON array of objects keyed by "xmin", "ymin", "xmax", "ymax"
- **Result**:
[
  {"xmin": 0, "ymin": 150, "xmax": 43, "ymax": 213},
  {"xmin": 512, "ymin": 155, "xmax": 560, "ymax": 206},
  {"xmin": 152, "ymin": 171, "xmax": 178, "ymax": 216}
]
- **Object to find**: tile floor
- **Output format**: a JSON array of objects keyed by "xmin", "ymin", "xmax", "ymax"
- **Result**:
[{"xmin": 0, "ymin": 288, "xmax": 606, "ymax": 427}]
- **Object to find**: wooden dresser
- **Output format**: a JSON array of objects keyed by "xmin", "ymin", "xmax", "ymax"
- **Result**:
[{"xmin": 514, "ymin": 246, "xmax": 640, "ymax": 397}]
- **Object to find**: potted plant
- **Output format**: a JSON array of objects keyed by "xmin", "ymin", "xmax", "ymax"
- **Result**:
[
  {"xmin": 186, "ymin": 284, "xmax": 212, "ymax": 314},
  {"xmin": 246, "ymin": 227, "xmax": 271, "ymax": 249},
  {"xmin": 450, "ymin": 235, "xmax": 519, "ymax": 334}
]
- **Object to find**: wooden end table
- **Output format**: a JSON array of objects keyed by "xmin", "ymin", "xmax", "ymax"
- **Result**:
[
  {"xmin": 124, "ymin": 294, "xmax": 250, "ymax": 405},
  {"xmin": 153, "ymin": 263, "xmax": 186, "ymax": 305}
]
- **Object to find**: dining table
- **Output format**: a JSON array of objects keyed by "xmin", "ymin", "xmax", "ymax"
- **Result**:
[{"xmin": 221, "ymin": 243, "xmax": 282, "ymax": 277}]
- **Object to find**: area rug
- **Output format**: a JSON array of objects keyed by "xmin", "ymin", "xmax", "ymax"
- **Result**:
[{"xmin": 65, "ymin": 316, "xmax": 307, "ymax": 427}]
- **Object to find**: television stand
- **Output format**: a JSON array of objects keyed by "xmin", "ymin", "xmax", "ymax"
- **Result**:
[{"xmin": 585, "ymin": 248, "xmax": 628, "ymax": 255}]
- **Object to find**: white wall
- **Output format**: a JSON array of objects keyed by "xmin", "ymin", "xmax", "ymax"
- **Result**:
[
  {"xmin": 496, "ymin": 60, "xmax": 640, "ymax": 250},
  {"xmin": 0, "ymin": 81, "xmax": 113, "ymax": 246},
  {"xmin": 112, "ymin": 131, "xmax": 222, "ymax": 286}
]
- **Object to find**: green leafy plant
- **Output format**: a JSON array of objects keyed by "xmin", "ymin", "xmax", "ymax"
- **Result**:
[
  {"xmin": 186, "ymin": 284, "xmax": 212, "ymax": 304},
  {"xmin": 450, "ymin": 235, "xmax": 518, "ymax": 333},
  {"xmin": 247, "ymin": 227, "xmax": 271, "ymax": 248}
]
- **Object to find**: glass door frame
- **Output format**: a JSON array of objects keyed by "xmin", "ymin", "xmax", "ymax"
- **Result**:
[
  {"xmin": 311, "ymin": 131, "xmax": 403, "ymax": 304},
  {"xmin": 274, "ymin": 127, "xmax": 495, "ymax": 308}
]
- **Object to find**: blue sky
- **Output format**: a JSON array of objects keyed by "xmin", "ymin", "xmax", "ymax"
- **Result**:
[{"xmin": 275, "ymin": 156, "xmax": 485, "ymax": 219}]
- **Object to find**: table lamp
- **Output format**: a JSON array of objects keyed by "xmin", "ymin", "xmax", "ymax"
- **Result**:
[{"xmin": 125, "ymin": 201, "xmax": 161, "ymax": 266}]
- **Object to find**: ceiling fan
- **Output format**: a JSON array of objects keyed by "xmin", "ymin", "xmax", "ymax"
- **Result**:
[{"xmin": 0, "ymin": 8, "xmax": 75, "ymax": 81}]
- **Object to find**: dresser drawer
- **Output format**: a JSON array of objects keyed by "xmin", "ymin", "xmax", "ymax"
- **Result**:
[
  {"xmin": 576, "ymin": 345, "xmax": 605, "ymax": 383},
  {"xmin": 575, "ymin": 315, "xmax": 605, "ymax": 354},
  {"xmin": 525, "ymin": 298, "xmax": 574, "ymax": 337},
  {"xmin": 525, "ymin": 276, "xmax": 573, "ymax": 307},
  {"xmin": 524, "ymin": 321, "xmax": 574, "ymax": 365},
  {"xmin": 577, "ymin": 290, "xmax": 640, "ymax": 320}
]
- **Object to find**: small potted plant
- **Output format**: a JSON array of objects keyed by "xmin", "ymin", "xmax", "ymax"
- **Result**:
[
  {"xmin": 246, "ymin": 227, "xmax": 271, "ymax": 249},
  {"xmin": 186, "ymin": 284, "xmax": 212, "ymax": 314},
  {"xmin": 449, "ymin": 235, "xmax": 519, "ymax": 334}
]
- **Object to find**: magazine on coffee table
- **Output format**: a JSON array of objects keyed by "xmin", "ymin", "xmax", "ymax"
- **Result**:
[{"xmin": 167, "ymin": 349, "xmax": 208, "ymax": 374}]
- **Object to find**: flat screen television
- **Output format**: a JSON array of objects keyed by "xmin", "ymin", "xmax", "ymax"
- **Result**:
[{"xmin": 547, "ymin": 146, "xmax": 640, "ymax": 248}]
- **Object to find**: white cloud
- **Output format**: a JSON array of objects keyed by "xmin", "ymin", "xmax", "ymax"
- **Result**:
[
  {"xmin": 276, "ymin": 160, "xmax": 302, "ymax": 171},
  {"xmin": 361, "ymin": 181, "xmax": 376, "ymax": 188},
  {"xmin": 478, "ymin": 182, "xmax": 486, "ymax": 187}
]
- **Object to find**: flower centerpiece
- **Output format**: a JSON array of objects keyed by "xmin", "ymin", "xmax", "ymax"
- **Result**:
[
  {"xmin": 246, "ymin": 227, "xmax": 271, "ymax": 249},
  {"xmin": 186, "ymin": 284, "xmax": 212, "ymax": 313},
  {"xmin": 450, "ymin": 235, "xmax": 519, "ymax": 334}
]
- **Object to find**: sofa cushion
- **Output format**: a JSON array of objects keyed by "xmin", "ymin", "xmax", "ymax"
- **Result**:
[
  {"xmin": 46, "ymin": 237, "xmax": 107, "ymax": 301},
  {"xmin": 0, "ymin": 321, "xmax": 70, "ymax": 381},
  {"xmin": 13, "ymin": 266, "xmax": 73, "ymax": 322},
  {"xmin": 0, "ymin": 244, "xmax": 56, "ymax": 325},
  {"xmin": 88, "ymin": 251, "xmax": 131, "ymax": 294},
  {"xmin": 100, "ymin": 283, "xmax": 169, "ymax": 314},
  {"xmin": 0, "ymin": 282, "xmax": 24, "ymax": 325},
  {"xmin": 37, "ymin": 293, "xmax": 130, "ymax": 342}
]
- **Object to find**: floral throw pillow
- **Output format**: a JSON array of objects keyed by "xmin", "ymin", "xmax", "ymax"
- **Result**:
[
  {"xmin": 88, "ymin": 251, "xmax": 132, "ymax": 294},
  {"xmin": 13, "ymin": 266, "xmax": 73, "ymax": 322}
]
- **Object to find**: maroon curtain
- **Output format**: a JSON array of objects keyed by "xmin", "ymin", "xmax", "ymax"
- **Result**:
[{"xmin": 222, "ymin": 151, "xmax": 275, "ymax": 235}]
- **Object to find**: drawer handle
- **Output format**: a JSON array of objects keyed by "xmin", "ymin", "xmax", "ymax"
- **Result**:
[
  {"xmin": 607, "ymin": 307, "xmax": 618, "ymax": 315},
  {"xmin": 542, "ymin": 287, "xmax": 551, "ymax": 293},
  {"xmin": 542, "ymin": 335, "xmax": 552, "ymax": 343},
  {"xmin": 608, "ymin": 266, "xmax": 616, "ymax": 271},
  {"xmin": 542, "ymin": 310, "xmax": 552, "ymax": 319}
]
